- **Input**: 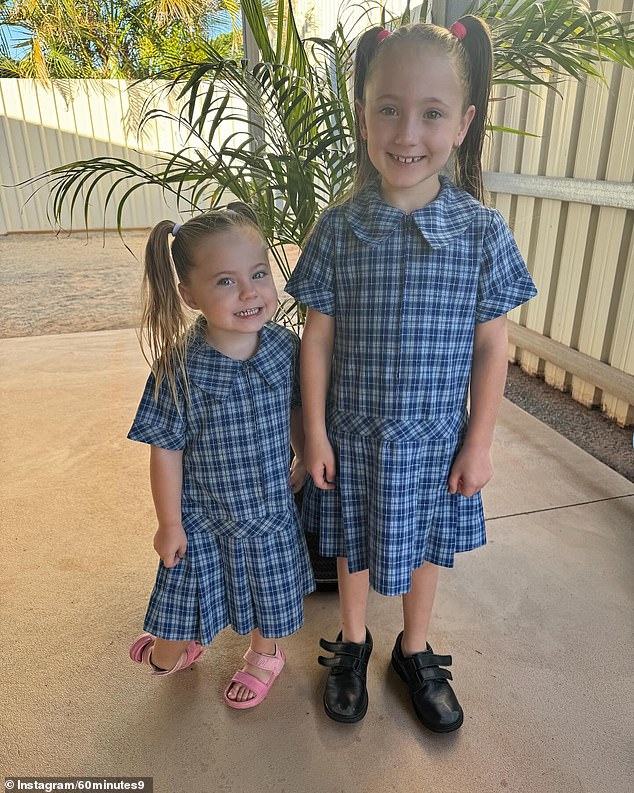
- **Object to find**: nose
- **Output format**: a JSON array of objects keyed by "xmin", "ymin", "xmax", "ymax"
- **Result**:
[
  {"xmin": 394, "ymin": 112, "xmax": 420, "ymax": 146},
  {"xmin": 239, "ymin": 280, "xmax": 258, "ymax": 300}
]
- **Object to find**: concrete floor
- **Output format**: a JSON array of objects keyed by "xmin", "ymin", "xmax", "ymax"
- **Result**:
[{"xmin": 2, "ymin": 328, "xmax": 633, "ymax": 793}]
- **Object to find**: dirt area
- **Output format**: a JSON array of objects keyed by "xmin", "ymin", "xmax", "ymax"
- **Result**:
[
  {"xmin": 1, "ymin": 230, "xmax": 631, "ymax": 481},
  {"xmin": 0, "ymin": 230, "xmax": 148, "ymax": 338}
]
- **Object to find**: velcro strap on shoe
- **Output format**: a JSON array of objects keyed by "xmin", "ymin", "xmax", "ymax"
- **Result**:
[
  {"xmin": 318, "ymin": 636, "xmax": 372, "ymax": 673},
  {"xmin": 319, "ymin": 637, "xmax": 371, "ymax": 660},
  {"xmin": 416, "ymin": 652, "xmax": 452, "ymax": 669},
  {"xmin": 405, "ymin": 653, "xmax": 453, "ymax": 685},
  {"xmin": 318, "ymin": 653, "xmax": 360, "ymax": 670}
]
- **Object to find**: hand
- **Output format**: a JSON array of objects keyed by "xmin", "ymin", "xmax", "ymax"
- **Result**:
[
  {"xmin": 290, "ymin": 455, "xmax": 307, "ymax": 494},
  {"xmin": 447, "ymin": 442, "xmax": 493, "ymax": 498},
  {"xmin": 304, "ymin": 433, "xmax": 337, "ymax": 490},
  {"xmin": 153, "ymin": 523, "xmax": 187, "ymax": 568}
]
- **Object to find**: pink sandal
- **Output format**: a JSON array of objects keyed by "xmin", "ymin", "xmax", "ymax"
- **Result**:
[
  {"xmin": 224, "ymin": 645, "xmax": 286, "ymax": 709},
  {"xmin": 129, "ymin": 632, "xmax": 205, "ymax": 676}
]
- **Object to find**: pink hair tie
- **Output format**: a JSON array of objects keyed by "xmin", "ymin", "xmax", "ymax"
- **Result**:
[
  {"xmin": 449, "ymin": 21, "xmax": 467, "ymax": 40},
  {"xmin": 377, "ymin": 28, "xmax": 391, "ymax": 43}
]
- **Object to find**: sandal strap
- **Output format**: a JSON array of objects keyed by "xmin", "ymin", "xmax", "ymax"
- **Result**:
[
  {"xmin": 243, "ymin": 645, "xmax": 284, "ymax": 675},
  {"xmin": 230, "ymin": 669, "xmax": 268, "ymax": 698},
  {"xmin": 153, "ymin": 640, "xmax": 205, "ymax": 676}
]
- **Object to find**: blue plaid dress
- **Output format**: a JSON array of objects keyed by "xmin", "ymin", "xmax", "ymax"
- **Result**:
[
  {"xmin": 128, "ymin": 319, "xmax": 315, "ymax": 644},
  {"xmin": 286, "ymin": 176, "xmax": 537, "ymax": 595}
]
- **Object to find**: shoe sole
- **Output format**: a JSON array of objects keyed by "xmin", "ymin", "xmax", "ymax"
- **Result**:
[
  {"xmin": 323, "ymin": 691, "xmax": 368, "ymax": 723},
  {"xmin": 391, "ymin": 656, "xmax": 464, "ymax": 733}
]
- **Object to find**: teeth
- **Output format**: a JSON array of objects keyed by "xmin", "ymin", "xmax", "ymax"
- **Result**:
[
  {"xmin": 236, "ymin": 308, "xmax": 260, "ymax": 317},
  {"xmin": 392, "ymin": 154, "xmax": 423, "ymax": 163}
]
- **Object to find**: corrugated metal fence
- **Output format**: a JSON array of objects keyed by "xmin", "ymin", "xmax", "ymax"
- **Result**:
[
  {"xmin": 485, "ymin": 0, "xmax": 633, "ymax": 426},
  {"xmin": 0, "ymin": 79, "xmax": 183, "ymax": 233}
]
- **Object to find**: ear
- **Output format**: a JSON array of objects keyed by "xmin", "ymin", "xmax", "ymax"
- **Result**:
[
  {"xmin": 355, "ymin": 99, "xmax": 368, "ymax": 140},
  {"xmin": 178, "ymin": 282, "xmax": 198, "ymax": 310},
  {"xmin": 455, "ymin": 104, "xmax": 476, "ymax": 147}
]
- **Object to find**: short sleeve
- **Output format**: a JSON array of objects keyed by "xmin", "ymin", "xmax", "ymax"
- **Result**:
[
  {"xmin": 127, "ymin": 371, "xmax": 186, "ymax": 450},
  {"xmin": 285, "ymin": 211, "xmax": 335, "ymax": 316},
  {"xmin": 476, "ymin": 210, "xmax": 538, "ymax": 323}
]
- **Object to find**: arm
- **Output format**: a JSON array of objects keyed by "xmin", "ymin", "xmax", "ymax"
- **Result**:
[
  {"xmin": 301, "ymin": 308, "xmax": 337, "ymax": 490},
  {"xmin": 448, "ymin": 314, "xmax": 508, "ymax": 497},
  {"xmin": 289, "ymin": 406, "xmax": 307, "ymax": 493},
  {"xmin": 149, "ymin": 445, "xmax": 187, "ymax": 567}
]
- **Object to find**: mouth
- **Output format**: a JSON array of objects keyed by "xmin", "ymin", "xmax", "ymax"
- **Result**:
[
  {"xmin": 389, "ymin": 153, "xmax": 424, "ymax": 164},
  {"xmin": 234, "ymin": 307, "xmax": 262, "ymax": 318}
]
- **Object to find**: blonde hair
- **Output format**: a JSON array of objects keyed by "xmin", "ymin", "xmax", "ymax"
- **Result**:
[{"xmin": 140, "ymin": 203, "xmax": 262, "ymax": 404}]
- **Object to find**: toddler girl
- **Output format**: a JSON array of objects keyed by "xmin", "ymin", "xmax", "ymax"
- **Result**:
[{"xmin": 128, "ymin": 203, "xmax": 314, "ymax": 708}]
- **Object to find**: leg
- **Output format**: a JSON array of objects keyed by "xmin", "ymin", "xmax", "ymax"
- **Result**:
[
  {"xmin": 151, "ymin": 638, "xmax": 193, "ymax": 670},
  {"xmin": 225, "ymin": 629, "xmax": 279, "ymax": 704},
  {"xmin": 337, "ymin": 557, "xmax": 370, "ymax": 643},
  {"xmin": 318, "ymin": 557, "xmax": 373, "ymax": 723},
  {"xmin": 401, "ymin": 561, "xmax": 439, "ymax": 655},
  {"xmin": 391, "ymin": 562, "xmax": 463, "ymax": 732}
]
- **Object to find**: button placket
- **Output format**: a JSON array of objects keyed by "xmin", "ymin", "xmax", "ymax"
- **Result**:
[{"xmin": 243, "ymin": 362, "xmax": 266, "ymax": 501}]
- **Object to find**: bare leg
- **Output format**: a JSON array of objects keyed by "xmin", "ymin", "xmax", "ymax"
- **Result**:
[
  {"xmin": 337, "ymin": 557, "xmax": 370, "ymax": 642},
  {"xmin": 225, "ymin": 629, "xmax": 278, "ymax": 703},
  {"xmin": 400, "ymin": 561, "xmax": 440, "ymax": 656},
  {"xmin": 151, "ymin": 638, "xmax": 192, "ymax": 671}
]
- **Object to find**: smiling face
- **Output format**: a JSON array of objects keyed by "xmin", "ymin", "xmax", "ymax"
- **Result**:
[
  {"xmin": 178, "ymin": 227, "xmax": 277, "ymax": 358},
  {"xmin": 356, "ymin": 42, "xmax": 475, "ymax": 211}
]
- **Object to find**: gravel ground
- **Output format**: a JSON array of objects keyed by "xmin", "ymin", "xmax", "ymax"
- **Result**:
[{"xmin": 2, "ymin": 230, "xmax": 632, "ymax": 482}]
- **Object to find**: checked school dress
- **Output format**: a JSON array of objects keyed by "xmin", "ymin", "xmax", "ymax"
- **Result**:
[
  {"xmin": 128, "ymin": 319, "xmax": 315, "ymax": 644},
  {"xmin": 286, "ymin": 176, "xmax": 537, "ymax": 596}
]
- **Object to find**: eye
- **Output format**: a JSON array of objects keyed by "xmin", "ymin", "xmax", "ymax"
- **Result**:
[
  {"xmin": 425, "ymin": 110, "xmax": 442, "ymax": 120},
  {"xmin": 217, "ymin": 277, "xmax": 234, "ymax": 286},
  {"xmin": 379, "ymin": 106, "xmax": 398, "ymax": 117},
  {"xmin": 252, "ymin": 269, "xmax": 269, "ymax": 280}
]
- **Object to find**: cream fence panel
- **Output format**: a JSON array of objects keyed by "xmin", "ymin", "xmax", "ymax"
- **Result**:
[
  {"xmin": 0, "ymin": 79, "xmax": 244, "ymax": 234},
  {"xmin": 485, "ymin": 1, "xmax": 634, "ymax": 425}
]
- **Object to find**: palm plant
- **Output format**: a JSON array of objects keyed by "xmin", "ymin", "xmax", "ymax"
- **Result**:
[
  {"xmin": 0, "ymin": 0, "xmax": 244, "ymax": 78},
  {"xmin": 31, "ymin": 0, "xmax": 634, "ymax": 326}
]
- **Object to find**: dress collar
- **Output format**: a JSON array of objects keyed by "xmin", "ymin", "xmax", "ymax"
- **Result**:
[
  {"xmin": 186, "ymin": 318, "xmax": 286, "ymax": 400},
  {"xmin": 344, "ymin": 175, "xmax": 480, "ymax": 249}
]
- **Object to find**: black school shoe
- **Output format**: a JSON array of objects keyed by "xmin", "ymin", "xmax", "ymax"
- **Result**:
[
  {"xmin": 318, "ymin": 628, "xmax": 373, "ymax": 723},
  {"xmin": 391, "ymin": 631, "xmax": 464, "ymax": 733}
]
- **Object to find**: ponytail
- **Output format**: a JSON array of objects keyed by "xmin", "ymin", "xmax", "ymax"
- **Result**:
[
  {"xmin": 141, "ymin": 220, "xmax": 193, "ymax": 404},
  {"xmin": 140, "ymin": 203, "xmax": 264, "ymax": 404},
  {"xmin": 352, "ymin": 26, "xmax": 386, "ymax": 196},
  {"xmin": 451, "ymin": 15, "xmax": 493, "ymax": 203}
]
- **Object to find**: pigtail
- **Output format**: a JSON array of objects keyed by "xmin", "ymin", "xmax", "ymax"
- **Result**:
[
  {"xmin": 352, "ymin": 26, "xmax": 385, "ymax": 195},
  {"xmin": 452, "ymin": 15, "xmax": 493, "ymax": 203},
  {"xmin": 140, "ymin": 220, "xmax": 192, "ymax": 404}
]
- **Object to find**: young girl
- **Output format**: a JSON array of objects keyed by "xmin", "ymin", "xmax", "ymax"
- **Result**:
[
  {"xmin": 128, "ymin": 204, "xmax": 314, "ymax": 708},
  {"xmin": 286, "ymin": 17, "xmax": 537, "ymax": 731}
]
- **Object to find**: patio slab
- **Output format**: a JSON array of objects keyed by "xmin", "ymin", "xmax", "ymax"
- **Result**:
[{"xmin": 2, "ymin": 328, "xmax": 632, "ymax": 793}]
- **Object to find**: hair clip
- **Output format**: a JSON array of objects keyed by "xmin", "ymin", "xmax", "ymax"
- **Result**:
[
  {"xmin": 172, "ymin": 223, "xmax": 181, "ymax": 236},
  {"xmin": 449, "ymin": 21, "xmax": 467, "ymax": 40},
  {"xmin": 377, "ymin": 28, "xmax": 391, "ymax": 43}
]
